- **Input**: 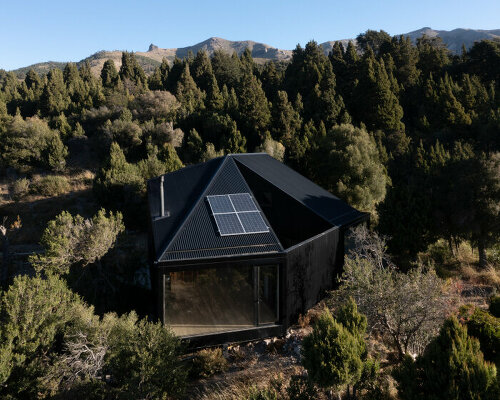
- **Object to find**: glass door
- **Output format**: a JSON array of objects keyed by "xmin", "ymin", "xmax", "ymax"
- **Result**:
[{"xmin": 257, "ymin": 265, "xmax": 279, "ymax": 325}]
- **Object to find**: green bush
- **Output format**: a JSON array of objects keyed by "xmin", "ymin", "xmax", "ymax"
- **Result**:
[
  {"xmin": 301, "ymin": 308, "xmax": 364, "ymax": 394},
  {"xmin": 10, "ymin": 177, "xmax": 30, "ymax": 200},
  {"xmin": 191, "ymin": 347, "xmax": 228, "ymax": 378},
  {"xmin": 459, "ymin": 305, "xmax": 500, "ymax": 367},
  {"xmin": 34, "ymin": 175, "xmax": 71, "ymax": 196},
  {"xmin": 0, "ymin": 273, "xmax": 186, "ymax": 399},
  {"xmin": 0, "ymin": 115, "xmax": 68, "ymax": 172},
  {"xmin": 394, "ymin": 316, "xmax": 498, "ymax": 400},
  {"xmin": 286, "ymin": 375, "xmax": 318, "ymax": 400},
  {"xmin": 103, "ymin": 312, "xmax": 187, "ymax": 399},
  {"xmin": 247, "ymin": 387, "xmax": 278, "ymax": 400},
  {"xmin": 490, "ymin": 295, "xmax": 500, "ymax": 318},
  {"xmin": 0, "ymin": 273, "xmax": 94, "ymax": 398}
]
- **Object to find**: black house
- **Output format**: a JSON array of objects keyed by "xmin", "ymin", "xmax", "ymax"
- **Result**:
[{"xmin": 147, "ymin": 153, "xmax": 368, "ymax": 346}]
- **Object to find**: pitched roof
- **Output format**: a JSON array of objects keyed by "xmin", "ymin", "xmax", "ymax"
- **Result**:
[{"xmin": 148, "ymin": 153, "xmax": 367, "ymax": 263}]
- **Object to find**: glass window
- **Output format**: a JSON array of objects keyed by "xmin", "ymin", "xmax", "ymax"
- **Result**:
[
  {"xmin": 258, "ymin": 265, "xmax": 279, "ymax": 325},
  {"xmin": 164, "ymin": 264, "xmax": 279, "ymax": 336}
]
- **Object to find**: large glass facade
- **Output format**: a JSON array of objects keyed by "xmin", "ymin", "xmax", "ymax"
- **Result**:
[{"xmin": 164, "ymin": 264, "xmax": 279, "ymax": 336}]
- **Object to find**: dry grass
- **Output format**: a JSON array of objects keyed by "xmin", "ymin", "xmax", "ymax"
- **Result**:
[{"xmin": 460, "ymin": 265, "xmax": 500, "ymax": 289}]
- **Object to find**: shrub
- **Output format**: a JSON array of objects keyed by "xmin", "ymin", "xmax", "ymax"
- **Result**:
[
  {"xmin": 34, "ymin": 175, "xmax": 71, "ymax": 196},
  {"xmin": 103, "ymin": 312, "xmax": 187, "ymax": 399},
  {"xmin": 459, "ymin": 305, "xmax": 500, "ymax": 367},
  {"xmin": 0, "ymin": 273, "xmax": 92, "ymax": 398},
  {"xmin": 10, "ymin": 178, "xmax": 30, "ymax": 200},
  {"xmin": 0, "ymin": 115, "xmax": 68, "ymax": 172},
  {"xmin": 191, "ymin": 347, "xmax": 228, "ymax": 378},
  {"xmin": 301, "ymin": 308, "xmax": 364, "ymax": 395},
  {"xmin": 29, "ymin": 209, "xmax": 124, "ymax": 276},
  {"xmin": 286, "ymin": 375, "xmax": 318, "ymax": 400},
  {"xmin": 247, "ymin": 387, "xmax": 278, "ymax": 400},
  {"xmin": 332, "ymin": 226, "xmax": 447, "ymax": 358},
  {"xmin": 490, "ymin": 295, "xmax": 500, "ymax": 318},
  {"xmin": 394, "ymin": 317, "xmax": 499, "ymax": 400}
]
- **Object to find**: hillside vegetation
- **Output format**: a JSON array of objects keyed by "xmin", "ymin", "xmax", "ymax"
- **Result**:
[{"xmin": 0, "ymin": 29, "xmax": 500, "ymax": 398}]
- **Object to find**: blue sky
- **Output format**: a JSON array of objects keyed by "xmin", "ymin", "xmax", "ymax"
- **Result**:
[{"xmin": 1, "ymin": 0, "xmax": 499, "ymax": 70}]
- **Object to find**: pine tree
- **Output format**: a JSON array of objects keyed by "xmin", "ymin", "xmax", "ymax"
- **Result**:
[
  {"xmin": 40, "ymin": 69, "xmax": 70, "ymax": 116},
  {"xmin": 119, "ymin": 52, "xmax": 147, "ymax": 90},
  {"xmin": 175, "ymin": 64, "xmax": 205, "ymax": 116},
  {"xmin": 352, "ymin": 52, "xmax": 405, "ymax": 133},
  {"xmin": 236, "ymin": 72, "xmax": 271, "ymax": 149},
  {"xmin": 101, "ymin": 59, "xmax": 120, "ymax": 89},
  {"xmin": 271, "ymin": 90, "xmax": 302, "ymax": 143},
  {"xmin": 191, "ymin": 50, "xmax": 215, "ymax": 92},
  {"xmin": 302, "ymin": 308, "xmax": 365, "ymax": 398},
  {"xmin": 285, "ymin": 41, "xmax": 347, "ymax": 128},
  {"xmin": 394, "ymin": 317, "xmax": 498, "ymax": 400}
]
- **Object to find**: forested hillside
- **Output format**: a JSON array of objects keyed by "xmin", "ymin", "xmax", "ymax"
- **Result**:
[
  {"xmin": 0, "ymin": 31, "xmax": 500, "ymax": 399},
  {"xmin": 2, "ymin": 32, "xmax": 499, "ymax": 265}
]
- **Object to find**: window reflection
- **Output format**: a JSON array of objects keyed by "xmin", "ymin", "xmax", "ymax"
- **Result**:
[{"xmin": 165, "ymin": 264, "xmax": 279, "ymax": 337}]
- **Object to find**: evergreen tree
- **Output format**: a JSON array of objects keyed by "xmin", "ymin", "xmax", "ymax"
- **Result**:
[
  {"xmin": 394, "ymin": 317, "xmax": 498, "ymax": 400},
  {"xmin": 119, "ymin": 51, "xmax": 147, "ymax": 90},
  {"xmin": 211, "ymin": 49, "xmax": 242, "ymax": 88},
  {"xmin": 271, "ymin": 90, "xmax": 302, "ymax": 143},
  {"xmin": 236, "ymin": 72, "xmax": 271, "ymax": 149},
  {"xmin": 260, "ymin": 61, "xmax": 283, "ymax": 101},
  {"xmin": 417, "ymin": 35, "xmax": 451, "ymax": 78},
  {"xmin": 356, "ymin": 29, "xmax": 392, "ymax": 55},
  {"xmin": 101, "ymin": 59, "xmax": 120, "ymax": 89},
  {"xmin": 302, "ymin": 308, "xmax": 365, "ymax": 398},
  {"xmin": 311, "ymin": 124, "xmax": 389, "ymax": 215},
  {"xmin": 352, "ymin": 52, "xmax": 405, "ymax": 133},
  {"xmin": 285, "ymin": 41, "xmax": 348, "ymax": 127},
  {"xmin": 40, "ymin": 69, "xmax": 70, "ymax": 116},
  {"xmin": 191, "ymin": 50, "xmax": 215, "ymax": 92},
  {"xmin": 175, "ymin": 63, "xmax": 205, "ymax": 116}
]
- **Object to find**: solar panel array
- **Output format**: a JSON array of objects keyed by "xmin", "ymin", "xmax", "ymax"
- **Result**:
[{"xmin": 207, "ymin": 193, "xmax": 269, "ymax": 236}]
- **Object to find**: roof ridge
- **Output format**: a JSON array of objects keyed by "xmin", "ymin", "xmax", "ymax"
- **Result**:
[
  {"xmin": 233, "ymin": 158, "xmax": 339, "ymax": 227},
  {"xmin": 157, "ymin": 157, "xmax": 228, "ymax": 261},
  {"xmin": 228, "ymin": 158, "xmax": 284, "ymax": 251}
]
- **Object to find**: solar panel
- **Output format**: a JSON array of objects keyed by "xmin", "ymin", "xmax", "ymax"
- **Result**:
[
  {"xmin": 214, "ymin": 213, "xmax": 245, "ymax": 235},
  {"xmin": 207, "ymin": 193, "xmax": 269, "ymax": 236},
  {"xmin": 238, "ymin": 211, "xmax": 269, "ymax": 233},
  {"xmin": 207, "ymin": 195, "xmax": 235, "ymax": 214},
  {"xmin": 229, "ymin": 193, "xmax": 258, "ymax": 212}
]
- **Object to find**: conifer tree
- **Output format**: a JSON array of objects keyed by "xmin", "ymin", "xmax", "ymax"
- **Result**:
[
  {"xmin": 352, "ymin": 52, "xmax": 405, "ymax": 133},
  {"xmin": 285, "ymin": 41, "xmax": 347, "ymax": 128},
  {"xmin": 394, "ymin": 317, "xmax": 498, "ymax": 400},
  {"xmin": 40, "ymin": 69, "xmax": 70, "ymax": 116},
  {"xmin": 302, "ymin": 308, "xmax": 365, "ymax": 398},
  {"xmin": 101, "ymin": 59, "xmax": 120, "ymax": 89},
  {"xmin": 191, "ymin": 50, "xmax": 215, "ymax": 92},
  {"xmin": 271, "ymin": 90, "xmax": 302, "ymax": 143},
  {"xmin": 260, "ymin": 61, "xmax": 283, "ymax": 101},
  {"xmin": 236, "ymin": 72, "xmax": 271, "ymax": 149},
  {"xmin": 211, "ymin": 49, "xmax": 242, "ymax": 88},
  {"xmin": 175, "ymin": 64, "xmax": 205, "ymax": 116}
]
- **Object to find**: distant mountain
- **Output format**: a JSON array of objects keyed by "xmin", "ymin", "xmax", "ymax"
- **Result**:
[
  {"xmin": 10, "ymin": 28, "xmax": 500, "ymax": 78},
  {"xmin": 404, "ymin": 27, "xmax": 500, "ymax": 53}
]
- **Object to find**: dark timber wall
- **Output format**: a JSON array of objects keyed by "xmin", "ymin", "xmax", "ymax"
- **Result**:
[{"xmin": 284, "ymin": 227, "xmax": 341, "ymax": 327}]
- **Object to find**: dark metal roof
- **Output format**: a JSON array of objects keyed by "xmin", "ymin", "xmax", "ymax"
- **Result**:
[
  {"xmin": 148, "ymin": 153, "xmax": 367, "ymax": 263},
  {"xmin": 232, "ymin": 153, "xmax": 367, "ymax": 227}
]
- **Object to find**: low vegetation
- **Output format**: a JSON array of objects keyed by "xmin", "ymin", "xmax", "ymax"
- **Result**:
[{"xmin": 1, "ymin": 28, "xmax": 499, "ymax": 399}]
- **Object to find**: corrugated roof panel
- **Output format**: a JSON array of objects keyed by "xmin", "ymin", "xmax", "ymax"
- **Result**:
[{"xmin": 158, "ymin": 157, "xmax": 283, "ymax": 261}]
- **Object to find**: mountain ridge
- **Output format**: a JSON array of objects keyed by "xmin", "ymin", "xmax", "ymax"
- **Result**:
[{"xmin": 10, "ymin": 27, "xmax": 500, "ymax": 78}]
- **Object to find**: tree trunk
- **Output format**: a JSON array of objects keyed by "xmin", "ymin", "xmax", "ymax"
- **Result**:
[{"xmin": 478, "ymin": 241, "xmax": 487, "ymax": 269}]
